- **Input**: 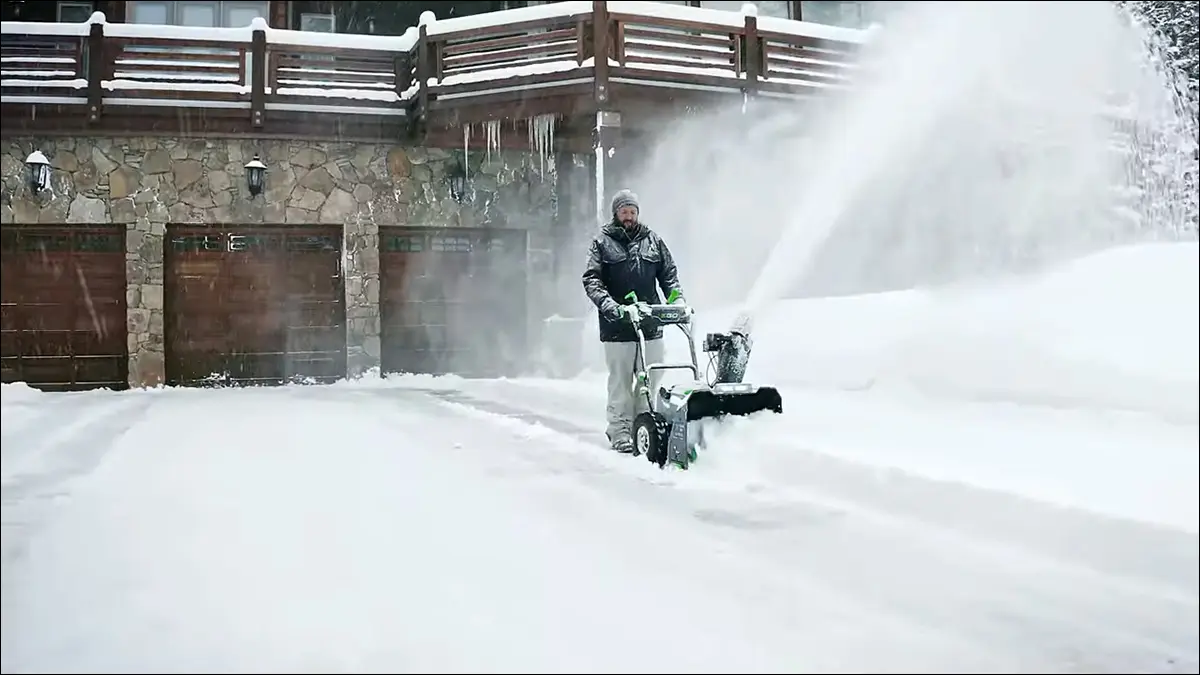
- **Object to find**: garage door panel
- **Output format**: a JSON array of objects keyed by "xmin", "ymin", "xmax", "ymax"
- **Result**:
[
  {"xmin": 220, "ymin": 286, "xmax": 274, "ymax": 305},
  {"xmin": 168, "ymin": 334, "xmax": 227, "ymax": 353},
  {"xmin": 167, "ymin": 350, "xmax": 319, "ymax": 385},
  {"xmin": 165, "ymin": 225, "xmax": 347, "ymax": 387},
  {"xmin": 227, "ymin": 316, "xmax": 282, "ymax": 344},
  {"xmin": 74, "ymin": 355, "xmax": 126, "ymax": 384},
  {"xmin": 284, "ymin": 326, "xmax": 347, "ymax": 352},
  {"xmin": 20, "ymin": 326, "xmax": 113, "ymax": 355},
  {"xmin": 13, "ymin": 304, "xmax": 110, "ymax": 333},
  {"xmin": 17, "ymin": 286, "xmax": 78, "ymax": 305},
  {"xmin": 380, "ymin": 226, "xmax": 528, "ymax": 378},
  {"xmin": 0, "ymin": 331, "xmax": 19, "ymax": 354},
  {"xmin": 13, "ymin": 303, "xmax": 70, "ymax": 329},
  {"xmin": 73, "ymin": 325, "xmax": 126, "ymax": 353},
  {"xmin": 16, "ymin": 263, "xmax": 70, "ymax": 283},
  {"xmin": 0, "ymin": 310, "xmax": 22, "ymax": 332},
  {"xmin": 74, "ymin": 269, "xmax": 129, "ymax": 290},
  {"xmin": 281, "ymin": 303, "xmax": 345, "ymax": 327},
  {"xmin": 286, "ymin": 278, "xmax": 343, "ymax": 297},
  {"xmin": 75, "ymin": 300, "xmax": 125, "ymax": 331},
  {"xmin": 166, "ymin": 351, "xmax": 240, "ymax": 383},
  {"xmin": 386, "ymin": 301, "xmax": 451, "ymax": 328},
  {"xmin": 284, "ymin": 351, "xmax": 346, "ymax": 376},
  {"xmin": 8, "ymin": 356, "xmax": 74, "ymax": 384},
  {"xmin": 222, "ymin": 353, "xmax": 286, "ymax": 381},
  {"xmin": 386, "ymin": 324, "xmax": 450, "ymax": 350}
]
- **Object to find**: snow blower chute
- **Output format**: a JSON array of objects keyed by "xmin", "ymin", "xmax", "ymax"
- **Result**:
[{"xmin": 626, "ymin": 291, "xmax": 783, "ymax": 470}]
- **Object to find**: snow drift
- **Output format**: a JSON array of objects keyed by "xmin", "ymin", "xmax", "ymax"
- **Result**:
[{"xmin": 614, "ymin": 242, "xmax": 1198, "ymax": 423}]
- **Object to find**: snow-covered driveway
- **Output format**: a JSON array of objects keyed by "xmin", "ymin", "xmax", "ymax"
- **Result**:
[{"xmin": 2, "ymin": 380, "xmax": 1196, "ymax": 673}]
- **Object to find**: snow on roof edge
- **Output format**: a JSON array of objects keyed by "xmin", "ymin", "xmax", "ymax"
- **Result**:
[
  {"xmin": 423, "ymin": 1, "xmax": 594, "ymax": 38},
  {"xmin": 1, "ymin": 3, "xmax": 871, "ymax": 53},
  {"xmin": 3, "ymin": 12, "xmax": 420, "ymax": 52}
]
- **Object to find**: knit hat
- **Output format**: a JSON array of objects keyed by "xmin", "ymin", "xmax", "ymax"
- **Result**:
[{"xmin": 610, "ymin": 189, "xmax": 640, "ymax": 217}]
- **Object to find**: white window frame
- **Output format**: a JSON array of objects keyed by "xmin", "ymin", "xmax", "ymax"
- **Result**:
[
  {"xmin": 299, "ymin": 12, "xmax": 336, "ymax": 33},
  {"xmin": 798, "ymin": 1, "xmax": 866, "ymax": 28},
  {"xmin": 126, "ymin": 0, "xmax": 269, "ymax": 28},
  {"xmin": 57, "ymin": 1, "xmax": 94, "ymax": 23},
  {"xmin": 699, "ymin": 1, "xmax": 793, "ymax": 19}
]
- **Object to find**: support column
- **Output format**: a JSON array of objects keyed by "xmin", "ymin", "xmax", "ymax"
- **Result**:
[
  {"xmin": 593, "ymin": 109, "xmax": 622, "ymax": 225},
  {"xmin": 125, "ymin": 219, "xmax": 166, "ymax": 388},
  {"xmin": 343, "ymin": 219, "xmax": 381, "ymax": 378}
]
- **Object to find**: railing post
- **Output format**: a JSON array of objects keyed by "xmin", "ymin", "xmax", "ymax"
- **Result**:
[
  {"xmin": 250, "ymin": 24, "xmax": 266, "ymax": 128},
  {"xmin": 416, "ymin": 24, "xmax": 432, "ymax": 118},
  {"xmin": 592, "ymin": 0, "xmax": 610, "ymax": 106},
  {"xmin": 742, "ymin": 11, "xmax": 761, "ymax": 97},
  {"xmin": 394, "ymin": 52, "xmax": 412, "ymax": 100},
  {"xmin": 86, "ymin": 19, "xmax": 105, "ymax": 124}
]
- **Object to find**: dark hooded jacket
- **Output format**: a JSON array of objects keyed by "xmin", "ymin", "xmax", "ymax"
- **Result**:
[{"xmin": 582, "ymin": 220, "xmax": 684, "ymax": 342}]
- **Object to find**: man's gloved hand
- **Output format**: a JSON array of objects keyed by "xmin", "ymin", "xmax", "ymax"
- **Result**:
[{"xmin": 619, "ymin": 301, "xmax": 652, "ymax": 324}]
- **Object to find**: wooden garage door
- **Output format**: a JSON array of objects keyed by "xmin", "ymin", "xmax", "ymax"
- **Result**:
[
  {"xmin": 165, "ymin": 225, "xmax": 346, "ymax": 386},
  {"xmin": 0, "ymin": 225, "xmax": 128, "ymax": 391},
  {"xmin": 380, "ymin": 227, "xmax": 528, "ymax": 378}
]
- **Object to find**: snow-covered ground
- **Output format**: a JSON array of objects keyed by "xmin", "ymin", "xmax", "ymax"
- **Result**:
[{"xmin": 2, "ymin": 242, "xmax": 1197, "ymax": 673}]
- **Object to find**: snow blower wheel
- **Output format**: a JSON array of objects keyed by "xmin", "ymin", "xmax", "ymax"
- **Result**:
[{"xmin": 634, "ymin": 411, "xmax": 667, "ymax": 467}]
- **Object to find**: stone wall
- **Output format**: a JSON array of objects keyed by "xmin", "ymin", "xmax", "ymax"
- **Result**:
[{"xmin": 0, "ymin": 136, "xmax": 560, "ymax": 386}]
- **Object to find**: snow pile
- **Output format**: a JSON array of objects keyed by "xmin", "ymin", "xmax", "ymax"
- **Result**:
[
  {"xmin": 0, "ymin": 382, "xmax": 43, "ymax": 404},
  {"xmin": 668, "ymin": 242, "xmax": 1199, "ymax": 421},
  {"xmin": 329, "ymin": 367, "xmax": 468, "ymax": 391}
]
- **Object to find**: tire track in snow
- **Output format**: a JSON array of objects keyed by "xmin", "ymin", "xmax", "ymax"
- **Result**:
[
  {"xmin": 2, "ymin": 394, "xmax": 156, "ymax": 566},
  {"xmin": 358, "ymin": 380, "xmax": 1198, "ymax": 672},
  {"xmin": 444, "ymin": 378, "xmax": 1198, "ymax": 593}
]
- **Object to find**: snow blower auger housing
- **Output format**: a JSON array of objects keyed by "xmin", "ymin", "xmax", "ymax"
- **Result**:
[{"xmin": 625, "ymin": 292, "xmax": 783, "ymax": 470}]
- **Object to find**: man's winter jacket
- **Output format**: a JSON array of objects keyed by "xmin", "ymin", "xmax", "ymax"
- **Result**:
[{"xmin": 582, "ymin": 221, "xmax": 684, "ymax": 343}]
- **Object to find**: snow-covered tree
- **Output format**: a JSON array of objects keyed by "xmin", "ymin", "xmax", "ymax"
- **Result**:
[
  {"xmin": 1117, "ymin": 0, "xmax": 1199, "ymax": 119},
  {"xmin": 1110, "ymin": 0, "xmax": 1199, "ymax": 237}
]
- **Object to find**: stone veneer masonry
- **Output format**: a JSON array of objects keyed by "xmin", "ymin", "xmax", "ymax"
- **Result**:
[{"xmin": 0, "ymin": 136, "xmax": 561, "ymax": 387}]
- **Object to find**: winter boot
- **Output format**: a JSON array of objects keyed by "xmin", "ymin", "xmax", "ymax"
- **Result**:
[{"xmin": 607, "ymin": 431, "xmax": 635, "ymax": 454}]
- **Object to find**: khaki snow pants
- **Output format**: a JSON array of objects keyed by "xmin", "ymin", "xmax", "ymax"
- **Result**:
[{"xmin": 602, "ymin": 338, "xmax": 665, "ymax": 444}]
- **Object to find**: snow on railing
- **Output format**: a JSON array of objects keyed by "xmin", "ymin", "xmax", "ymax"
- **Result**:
[
  {"xmin": 1, "ymin": 11, "xmax": 418, "ymax": 116},
  {"xmin": 417, "ymin": 1, "xmax": 865, "ymax": 99},
  {"xmin": 0, "ymin": 1, "xmax": 870, "ymax": 121}
]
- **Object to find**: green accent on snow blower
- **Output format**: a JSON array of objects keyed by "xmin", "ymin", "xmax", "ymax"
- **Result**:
[{"xmin": 666, "ymin": 288, "xmax": 683, "ymax": 304}]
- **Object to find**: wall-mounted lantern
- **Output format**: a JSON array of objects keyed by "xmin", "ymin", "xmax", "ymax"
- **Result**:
[
  {"xmin": 447, "ymin": 160, "xmax": 469, "ymax": 203},
  {"xmin": 25, "ymin": 150, "xmax": 52, "ymax": 196},
  {"xmin": 244, "ymin": 155, "xmax": 267, "ymax": 198}
]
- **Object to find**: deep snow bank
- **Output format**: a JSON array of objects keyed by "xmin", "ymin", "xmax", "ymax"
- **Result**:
[
  {"xmin": 1, "ymin": 382, "xmax": 43, "ymax": 403},
  {"xmin": 641, "ymin": 242, "xmax": 1197, "ymax": 421}
]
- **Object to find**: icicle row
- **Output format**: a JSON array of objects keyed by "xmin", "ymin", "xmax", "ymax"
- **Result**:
[{"xmin": 524, "ymin": 113, "xmax": 557, "ymax": 180}]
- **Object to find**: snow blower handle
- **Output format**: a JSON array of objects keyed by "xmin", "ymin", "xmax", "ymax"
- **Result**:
[{"xmin": 623, "ymin": 291, "xmax": 693, "ymax": 327}]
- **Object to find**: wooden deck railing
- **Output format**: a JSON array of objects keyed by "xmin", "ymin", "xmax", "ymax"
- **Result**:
[{"xmin": 0, "ymin": 0, "xmax": 867, "ymax": 126}]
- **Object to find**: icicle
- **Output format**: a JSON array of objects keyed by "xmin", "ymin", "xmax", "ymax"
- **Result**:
[
  {"xmin": 547, "ymin": 115, "xmax": 555, "ymax": 177},
  {"xmin": 527, "ymin": 117, "xmax": 536, "ymax": 172},
  {"xmin": 463, "ymin": 122, "xmax": 471, "ymax": 172},
  {"xmin": 485, "ymin": 119, "xmax": 500, "ymax": 164}
]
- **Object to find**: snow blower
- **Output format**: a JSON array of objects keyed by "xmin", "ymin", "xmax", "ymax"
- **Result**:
[{"xmin": 626, "ymin": 291, "xmax": 783, "ymax": 470}]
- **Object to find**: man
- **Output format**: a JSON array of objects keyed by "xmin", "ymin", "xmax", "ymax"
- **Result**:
[{"xmin": 582, "ymin": 189, "xmax": 686, "ymax": 453}]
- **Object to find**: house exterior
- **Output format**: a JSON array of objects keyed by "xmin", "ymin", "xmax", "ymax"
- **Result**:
[{"xmin": 1, "ymin": 0, "xmax": 869, "ymax": 391}]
